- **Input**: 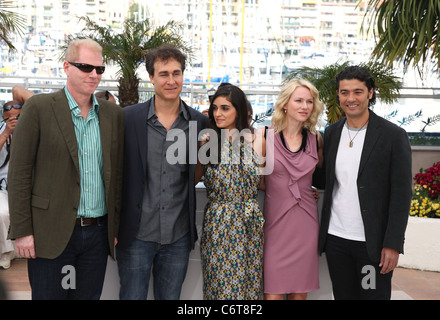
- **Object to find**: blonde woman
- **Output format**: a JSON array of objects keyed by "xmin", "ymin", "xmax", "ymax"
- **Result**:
[{"xmin": 263, "ymin": 78, "xmax": 324, "ymax": 300}]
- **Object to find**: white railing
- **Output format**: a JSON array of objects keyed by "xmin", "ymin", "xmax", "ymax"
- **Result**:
[
  {"xmin": 2, "ymin": 75, "xmax": 440, "ymax": 98},
  {"xmin": 1, "ymin": 75, "xmax": 440, "ymax": 132},
  {"xmin": 0, "ymin": 74, "xmax": 280, "ymax": 107}
]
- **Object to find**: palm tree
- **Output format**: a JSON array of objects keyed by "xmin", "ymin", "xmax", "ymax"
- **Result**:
[
  {"xmin": 62, "ymin": 16, "xmax": 192, "ymax": 107},
  {"xmin": 360, "ymin": 0, "xmax": 440, "ymax": 72},
  {"xmin": 0, "ymin": 0, "xmax": 25, "ymax": 51},
  {"xmin": 284, "ymin": 60, "xmax": 402, "ymax": 124}
]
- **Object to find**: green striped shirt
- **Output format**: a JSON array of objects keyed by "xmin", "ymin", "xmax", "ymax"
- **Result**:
[{"xmin": 64, "ymin": 87, "xmax": 107, "ymax": 218}]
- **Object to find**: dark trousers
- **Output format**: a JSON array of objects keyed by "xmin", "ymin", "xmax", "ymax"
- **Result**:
[
  {"xmin": 325, "ymin": 234, "xmax": 393, "ymax": 300},
  {"xmin": 27, "ymin": 217, "xmax": 109, "ymax": 300}
]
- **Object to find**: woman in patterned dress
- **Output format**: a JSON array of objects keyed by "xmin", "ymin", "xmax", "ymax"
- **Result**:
[{"xmin": 196, "ymin": 84, "xmax": 266, "ymax": 300}]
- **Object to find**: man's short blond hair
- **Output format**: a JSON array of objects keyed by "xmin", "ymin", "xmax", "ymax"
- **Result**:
[{"xmin": 65, "ymin": 38, "xmax": 103, "ymax": 62}]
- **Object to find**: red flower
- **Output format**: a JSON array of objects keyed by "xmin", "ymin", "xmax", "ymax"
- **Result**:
[{"xmin": 414, "ymin": 161, "xmax": 440, "ymax": 200}]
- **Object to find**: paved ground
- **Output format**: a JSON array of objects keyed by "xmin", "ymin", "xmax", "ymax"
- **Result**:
[{"xmin": 1, "ymin": 259, "xmax": 439, "ymax": 300}]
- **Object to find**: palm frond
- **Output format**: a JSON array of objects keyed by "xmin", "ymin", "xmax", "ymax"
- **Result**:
[
  {"xmin": 60, "ymin": 16, "xmax": 192, "ymax": 107},
  {"xmin": 361, "ymin": 0, "xmax": 440, "ymax": 71},
  {"xmin": 284, "ymin": 60, "xmax": 401, "ymax": 124},
  {"xmin": 0, "ymin": 0, "xmax": 26, "ymax": 51}
]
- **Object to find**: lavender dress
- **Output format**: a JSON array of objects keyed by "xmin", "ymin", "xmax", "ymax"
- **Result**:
[{"xmin": 263, "ymin": 129, "xmax": 319, "ymax": 294}]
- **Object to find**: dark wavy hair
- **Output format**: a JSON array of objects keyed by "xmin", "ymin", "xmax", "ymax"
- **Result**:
[
  {"xmin": 336, "ymin": 66, "xmax": 377, "ymax": 107},
  {"xmin": 206, "ymin": 84, "xmax": 251, "ymax": 164},
  {"xmin": 208, "ymin": 84, "xmax": 249, "ymax": 133},
  {"xmin": 145, "ymin": 44, "xmax": 186, "ymax": 76},
  {"xmin": 208, "ymin": 84, "xmax": 250, "ymax": 133}
]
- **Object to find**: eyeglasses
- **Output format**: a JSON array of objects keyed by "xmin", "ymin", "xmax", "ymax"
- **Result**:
[
  {"xmin": 68, "ymin": 62, "xmax": 105, "ymax": 75},
  {"xmin": 3, "ymin": 104, "xmax": 23, "ymax": 112}
]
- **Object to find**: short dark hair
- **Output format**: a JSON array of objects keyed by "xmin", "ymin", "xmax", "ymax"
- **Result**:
[
  {"xmin": 336, "ymin": 66, "xmax": 377, "ymax": 106},
  {"xmin": 145, "ymin": 44, "xmax": 186, "ymax": 76}
]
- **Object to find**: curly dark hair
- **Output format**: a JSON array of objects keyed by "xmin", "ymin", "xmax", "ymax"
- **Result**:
[{"xmin": 336, "ymin": 65, "xmax": 377, "ymax": 107}]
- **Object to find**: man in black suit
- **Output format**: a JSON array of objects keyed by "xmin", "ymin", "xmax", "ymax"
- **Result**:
[
  {"xmin": 318, "ymin": 66, "xmax": 412, "ymax": 300},
  {"xmin": 116, "ymin": 44, "xmax": 208, "ymax": 300}
]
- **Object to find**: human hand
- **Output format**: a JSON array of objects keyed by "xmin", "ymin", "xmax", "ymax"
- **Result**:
[
  {"xmin": 200, "ymin": 133, "xmax": 211, "ymax": 146},
  {"xmin": 2, "ymin": 117, "xmax": 18, "ymax": 136},
  {"xmin": 15, "ymin": 235, "xmax": 36, "ymax": 259},
  {"xmin": 312, "ymin": 187, "xmax": 319, "ymax": 202},
  {"xmin": 379, "ymin": 247, "xmax": 399, "ymax": 274}
]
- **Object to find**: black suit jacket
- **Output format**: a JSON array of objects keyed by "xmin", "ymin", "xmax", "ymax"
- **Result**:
[
  {"xmin": 117, "ymin": 97, "xmax": 208, "ymax": 249},
  {"xmin": 318, "ymin": 110, "xmax": 412, "ymax": 263}
]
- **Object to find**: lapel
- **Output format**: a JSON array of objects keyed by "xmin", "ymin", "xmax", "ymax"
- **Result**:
[
  {"xmin": 99, "ymin": 102, "xmax": 112, "ymax": 193},
  {"xmin": 186, "ymin": 105, "xmax": 203, "ymax": 176},
  {"xmin": 51, "ymin": 90, "xmax": 80, "ymax": 176},
  {"xmin": 327, "ymin": 118, "xmax": 345, "ymax": 183},
  {"xmin": 358, "ymin": 110, "xmax": 381, "ymax": 177},
  {"xmin": 134, "ymin": 101, "xmax": 150, "ymax": 178}
]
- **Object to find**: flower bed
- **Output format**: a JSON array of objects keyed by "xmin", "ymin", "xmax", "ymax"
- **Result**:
[
  {"xmin": 410, "ymin": 161, "xmax": 440, "ymax": 218},
  {"xmin": 399, "ymin": 161, "xmax": 440, "ymax": 271}
]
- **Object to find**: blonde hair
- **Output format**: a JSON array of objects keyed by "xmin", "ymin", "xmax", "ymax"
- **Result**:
[
  {"xmin": 65, "ymin": 38, "xmax": 103, "ymax": 62},
  {"xmin": 271, "ymin": 78, "xmax": 324, "ymax": 134}
]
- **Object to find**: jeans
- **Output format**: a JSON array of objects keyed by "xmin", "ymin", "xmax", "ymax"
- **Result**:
[
  {"xmin": 325, "ymin": 234, "xmax": 393, "ymax": 300},
  {"xmin": 27, "ymin": 217, "xmax": 109, "ymax": 300},
  {"xmin": 117, "ymin": 233, "xmax": 191, "ymax": 300}
]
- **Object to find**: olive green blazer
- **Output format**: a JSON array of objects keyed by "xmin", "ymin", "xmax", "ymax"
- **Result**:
[{"xmin": 7, "ymin": 89, "xmax": 124, "ymax": 259}]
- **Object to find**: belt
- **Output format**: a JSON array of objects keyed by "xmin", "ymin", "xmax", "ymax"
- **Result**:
[{"xmin": 76, "ymin": 216, "xmax": 106, "ymax": 227}]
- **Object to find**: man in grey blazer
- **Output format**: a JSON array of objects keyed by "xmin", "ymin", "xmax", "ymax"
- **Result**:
[
  {"xmin": 116, "ymin": 44, "xmax": 208, "ymax": 300},
  {"xmin": 318, "ymin": 66, "xmax": 412, "ymax": 299},
  {"xmin": 8, "ymin": 39, "xmax": 124, "ymax": 299}
]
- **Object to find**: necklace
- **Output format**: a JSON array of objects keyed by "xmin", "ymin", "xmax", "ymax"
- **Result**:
[{"xmin": 346, "ymin": 119, "xmax": 369, "ymax": 147}]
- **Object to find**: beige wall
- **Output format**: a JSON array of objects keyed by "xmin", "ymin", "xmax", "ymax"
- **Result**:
[{"xmin": 411, "ymin": 146, "xmax": 440, "ymax": 179}]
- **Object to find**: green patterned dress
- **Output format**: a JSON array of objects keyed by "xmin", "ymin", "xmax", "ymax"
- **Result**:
[{"xmin": 201, "ymin": 139, "xmax": 265, "ymax": 300}]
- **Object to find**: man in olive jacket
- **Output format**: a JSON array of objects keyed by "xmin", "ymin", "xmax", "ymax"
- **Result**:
[{"xmin": 7, "ymin": 39, "xmax": 124, "ymax": 299}]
